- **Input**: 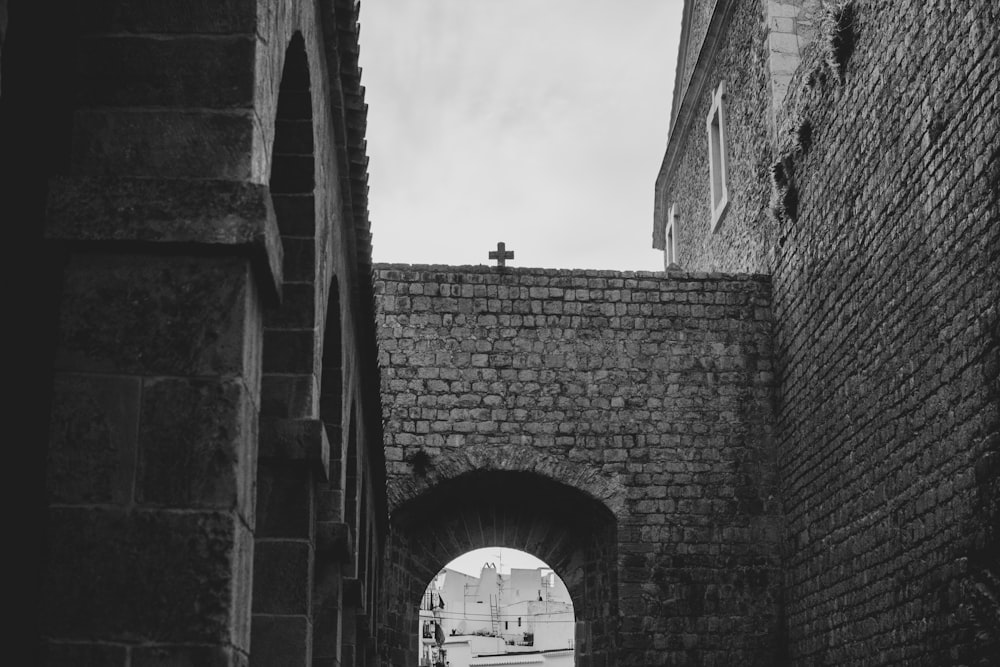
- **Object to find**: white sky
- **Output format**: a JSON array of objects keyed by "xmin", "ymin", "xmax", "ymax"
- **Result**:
[
  {"xmin": 360, "ymin": 0, "xmax": 684, "ymax": 271},
  {"xmin": 442, "ymin": 547, "xmax": 550, "ymax": 578}
]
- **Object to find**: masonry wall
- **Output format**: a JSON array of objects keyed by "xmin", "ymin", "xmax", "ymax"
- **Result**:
[
  {"xmin": 659, "ymin": 0, "xmax": 776, "ymax": 274},
  {"xmin": 4, "ymin": 1, "xmax": 385, "ymax": 665},
  {"xmin": 678, "ymin": 0, "xmax": 721, "ymax": 99},
  {"xmin": 660, "ymin": 0, "xmax": 1000, "ymax": 663},
  {"xmin": 376, "ymin": 265, "xmax": 783, "ymax": 666}
]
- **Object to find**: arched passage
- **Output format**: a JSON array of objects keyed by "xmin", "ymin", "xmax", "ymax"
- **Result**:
[{"xmin": 381, "ymin": 471, "xmax": 618, "ymax": 666}]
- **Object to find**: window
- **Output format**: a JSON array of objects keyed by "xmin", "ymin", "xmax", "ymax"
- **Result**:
[
  {"xmin": 666, "ymin": 203, "xmax": 678, "ymax": 267},
  {"xmin": 706, "ymin": 81, "xmax": 730, "ymax": 232}
]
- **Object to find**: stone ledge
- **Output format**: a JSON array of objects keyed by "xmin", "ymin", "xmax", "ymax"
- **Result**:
[
  {"xmin": 46, "ymin": 176, "xmax": 282, "ymax": 303},
  {"xmin": 316, "ymin": 521, "xmax": 354, "ymax": 564},
  {"xmin": 343, "ymin": 577, "xmax": 364, "ymax": 608},
  {"xmin": 374, "ymin": 262, "xmax": 771, "ymax": 283},
  {"xmin": 258, "ymin": 416, "xmax": 330, "ymax": 480}
]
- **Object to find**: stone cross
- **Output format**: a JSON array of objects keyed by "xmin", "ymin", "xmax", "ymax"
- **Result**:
[{"xmin": 489, "ymin": 242, "xmax": 514, "ymax": 268}]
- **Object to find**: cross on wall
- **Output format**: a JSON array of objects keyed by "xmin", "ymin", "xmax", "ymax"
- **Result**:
[{"xmin": 489, "ymin": 242, "xmax": 514, "ymax": 268}]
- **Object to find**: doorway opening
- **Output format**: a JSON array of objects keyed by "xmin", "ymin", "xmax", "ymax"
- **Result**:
[
  {"xmin": 419, "ymin": 548, "xmax": 575, "ymax": 667},
  {"xmin": 380, "ymin": 470, "xmax": 618, "ymax": 665}
]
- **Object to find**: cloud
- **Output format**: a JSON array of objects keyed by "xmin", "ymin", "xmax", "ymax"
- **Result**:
[{"xmin": 361, "ymin": 0, "xmax": 682, "ymax": 270}]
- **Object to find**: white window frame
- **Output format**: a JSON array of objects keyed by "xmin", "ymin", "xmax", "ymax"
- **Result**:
[
  {"xmin": 665, "ymin": 203, "xmax": 678, "ymax": 267},
  {"xmin": 706, "ymin": 81, "xmax": 730, "ymax": 232}
]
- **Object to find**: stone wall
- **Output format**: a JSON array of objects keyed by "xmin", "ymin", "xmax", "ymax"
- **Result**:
[
  {"xmin": 659, "ymin": 0, "xmax": 1000, "ymax": 663},
  {"xmin": 6, "ymin": 1, "xmax": 385, "ymax": 665},
  {"xmin": 772, "ymin": 3, "xmax": 1000, "ymax": 662},
  {"xmin": 375, "ymin": 264, "xmax": 783, "ymax": 666},
  {"xmin": 657, "ymin": 0, "xmax": 776, "ymax": 274},
  {"xmin": 678, "ymin": 0, "xmax": 721, "ymax": 100}
]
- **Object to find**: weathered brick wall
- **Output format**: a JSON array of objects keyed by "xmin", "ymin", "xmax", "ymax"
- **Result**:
[
  {"xmin": 376, "ymin": 264, "xmax": 783, "ymax": 665},
  {"xmin": 659, "ymin": 0, "xmax": 776, "ymax": 274},
  {"xmin": 772, "ymin": 3, "xmax": 1000, "ymax": 662},
  {"xmin": 661, "ymin": 0, "xmax": 999, "ymax": 663}
]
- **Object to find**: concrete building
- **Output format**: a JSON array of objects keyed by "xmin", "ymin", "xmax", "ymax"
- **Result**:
[{"xmin": 419, "ymin": 564, "xmax": 575, "ymax": 666}]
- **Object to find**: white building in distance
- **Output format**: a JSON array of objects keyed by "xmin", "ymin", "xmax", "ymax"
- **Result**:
[{"xmin": 419, "ymin": 562, "xmax": 575, "ymax": 667}]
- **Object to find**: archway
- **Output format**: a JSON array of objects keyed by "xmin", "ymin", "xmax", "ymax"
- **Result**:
[{"xmin": 381, "ymin": 471, "xmax": 618, "ymax": 666}]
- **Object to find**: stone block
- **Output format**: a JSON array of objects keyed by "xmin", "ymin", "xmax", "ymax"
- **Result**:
[
  {"xmin": 263, "ymin": 329, "xmax": 319, "ymax": 375},
  {"xmin": 249, "ymin": 615, "xmax": 310, "ymax": 667},
  {"xmin": 266, "ymin": 283, "xmax": 318, "ymax": 329},
  {"xmin": 316, "ymin": 487, "xmax": 345, "ymax": 523},
  {"xmin": 252, "ymin": 540, "xmax": 313, "ymax": 615},
  {"xmin": 255, "ymin": 461, "xmax": 314, "ymax": 540},
  {"xmin": 73, "ymin": 108, "xmax": 255, "ymax": 180},
  {"xmin": 281, "ymin": 237, "xmax": 317, "ymax": 282},
  {"xmin": 56, "ymin": 254, "xmax": 258, "ymax": 377},
  {"xmin": 45, "ymin": 177, "xmax": 282, "ymax": 304},
  {"xmin": 258, "ymin": 416, "xmax": 330, "ymax": 478},
  {"xmin": 133, "ymin": 646, "xmax": 248, "ymax": 667},
  {"xmin": 312, "ymin": 608, "xmax": 341, "ymax": 662},
  {"xmin": 43, "ymin": 507, "xmax": 244, "ymax": 644},
  {"xmin": 271, "ymin": 194, "xmax": 316, "ymax": 237},
  {"xmin": 260, "ymin": 373, "xmax": 319, "ymax": 419},
  {"xmin": 42, "ymin": 642, "xmax": 128, "ymax": 667},
  {"xmin": 137, "ymin": 377, "xmax": 256, "ymax": 514},
  {"xmin": 316, "ymin": 521, "xmax": 353, "ymax": 563},
  {"xmin": 270, "ymin": 155, "xmax": 316, "ymax": 195},
  {"xmin": 75, "ymin": 35, "xmax": 255, "ymax": 108},
  {"xmin": 274, "ymin": 119, "xmax": 314, "ymax": 155},
  {"xmin": 73, "ymin": 0, "xmax": 257, "ymax": 34},
  {"xmin": 47, "ymin": 373, "xmax": 140, "ymax": 504}
]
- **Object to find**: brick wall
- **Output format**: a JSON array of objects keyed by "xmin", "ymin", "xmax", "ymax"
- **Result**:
[
  {"xmin": 659, "ymin": 0, "xmax": 999, "ymax": 662},
  {"xmin": 375, "ymin": 264, "xmax": 783, "ymax": 665},
  {"xmin": 774, "ymin": 3, "xmax": 999, "ymax": 662}
]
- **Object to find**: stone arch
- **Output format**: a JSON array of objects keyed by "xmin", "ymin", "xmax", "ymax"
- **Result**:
[
  {"xmin": 387, "ymin": 442, "xmax": 627, "ymax": 519},
  {"xmin": 260, "ymin": 30, "xmax": 319, "ymax": 417},
  {"xmin": 312, "ymin": 273, "xmax": 343, "ymax": 666},
  {"xmin": 251, "ymin": 31, "xmax": 326, "ymax": 667},
  {"xmin": 382, "ymin": 470, "xmax": 620, "ymax": 666}
]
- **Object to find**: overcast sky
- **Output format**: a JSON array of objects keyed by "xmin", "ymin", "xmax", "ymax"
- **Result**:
[{"xmin": 360, "ymin": 0, "xmax": 683, "ymax": 271}]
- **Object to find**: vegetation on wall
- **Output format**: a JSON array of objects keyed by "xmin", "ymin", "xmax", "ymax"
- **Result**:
[{"xmin": 819, "ymin": 0, "xmax": 858, "ymax": 84}]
